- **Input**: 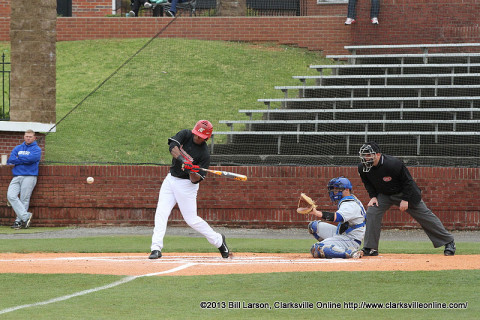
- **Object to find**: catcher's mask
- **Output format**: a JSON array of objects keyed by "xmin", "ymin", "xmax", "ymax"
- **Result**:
[
  {"xmin": 192, "ymin": 120, "xmax": 213, "ymax": 140},
  {"xmin": 327, "ymin": 176, "xmax": 352, "ymax": 203},
  {"xmin": 359, "ymin": 142, "xmax": 380, "ymax": 172}
]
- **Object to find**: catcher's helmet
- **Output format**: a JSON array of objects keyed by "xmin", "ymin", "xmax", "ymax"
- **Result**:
[
  {"xmin": 192, "ymin": 120, "xmax": 213, "ymax": 140},
  {"xmin": 327, "ymin": 176, "xmax": 352, "ymax": 203},
  {"xmin": 359, "ymin": 141, "xmax": 381, "ymax": 172}
]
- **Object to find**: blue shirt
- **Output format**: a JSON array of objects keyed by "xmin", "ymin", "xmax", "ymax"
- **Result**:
[{"xmin": 7, "ymin": 141, "xmax": 42, "ymax": 176}]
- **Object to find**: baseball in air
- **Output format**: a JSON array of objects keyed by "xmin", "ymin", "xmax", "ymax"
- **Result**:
[{"xmin": 86, "ymin": 177, "xmax": 94, "ymax": 184}]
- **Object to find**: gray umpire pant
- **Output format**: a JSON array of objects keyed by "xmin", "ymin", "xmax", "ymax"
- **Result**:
[
  {"xmin": 363, "ymin": 193, "xmax": 454, "ymax": 250},
  {"xmin": 7, "ymin": 176, "xmax": 37, "ymax": 222}
]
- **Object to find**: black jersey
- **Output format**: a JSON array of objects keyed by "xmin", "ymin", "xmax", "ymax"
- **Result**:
[
  {"xmin": 358, "ymin": 154, "xmax": 422, "ymax": 204},
  {"xmin": 168, "ymin": 129, "xmax": 210, "ymax": 180}
]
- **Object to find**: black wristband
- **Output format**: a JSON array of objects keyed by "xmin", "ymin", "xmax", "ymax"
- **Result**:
[
  {"xmin": 177, "ymin": 154, "xmax": 186, "ymax": 163},
  {"xmin": 321, "ymin": 211, "xmax": 335, "ymax": 222}
]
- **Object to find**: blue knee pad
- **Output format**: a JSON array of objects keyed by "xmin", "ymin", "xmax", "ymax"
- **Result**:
[{"xmin": 307, "ymin": 221, "xmax": 321, "ymax": 241}]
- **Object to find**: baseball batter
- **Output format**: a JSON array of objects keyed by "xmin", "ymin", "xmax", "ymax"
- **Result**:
[
  {"xmin": 308, "ymin": 177, "xmax": 366, "ymax": 259},
  {"xmin": 149, "ymin": 120, "xmax": 231, "ymax": 259}
]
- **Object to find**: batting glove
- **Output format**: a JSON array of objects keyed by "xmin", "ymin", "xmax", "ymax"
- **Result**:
[
  {"xmin": 184, "ymin": 161, "xmax": 200, "ymax": 173},
  {"xmin": 189, "ymin": 164, "xmax": 200, "ymax": 173}
]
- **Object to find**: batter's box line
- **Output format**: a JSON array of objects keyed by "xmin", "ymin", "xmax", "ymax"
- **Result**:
[
  {"xmin": 0, "ymin": 255, "xmax": 363, "ymax": 264},
  {"xmin": 58, "ymin": 255, "xmax": 362, "ymax": 264}
]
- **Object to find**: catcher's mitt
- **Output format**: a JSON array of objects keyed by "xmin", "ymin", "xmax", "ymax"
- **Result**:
[{"xmin": 297, "ymin": 193, "xmax": 317, "ymax": 214}]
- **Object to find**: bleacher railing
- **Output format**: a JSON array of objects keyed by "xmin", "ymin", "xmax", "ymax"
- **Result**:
[{"xmin": 120, "ymin": 0, "xmax": 307, "ymax": 17}]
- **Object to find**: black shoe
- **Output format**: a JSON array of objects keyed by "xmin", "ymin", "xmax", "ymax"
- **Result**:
[
  {"xmin": 166, "ymin": 10, "xmax": 175, "ymax": 17},
  {"xmin": 362, "ymin": 247, "xmax": 379, "ymax": 256},
  {"xmin": 149, "ymin": 250, "xmax": 162, "ymax": 259},
  {"xmin": 444, "ymin": 241, "xmax": 456, "ymax": 256},
  {"xmin": 218, "ymin": 234, "xmax": 231, "ymax": 258},
  {"xmin": 11, "ymin": 221, "xmax": 22, "ymax": 229}
]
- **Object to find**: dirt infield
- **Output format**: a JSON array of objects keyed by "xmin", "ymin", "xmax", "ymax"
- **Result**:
[{"xmin": 1, "ymin": 253, "xmax": 478, "ymax": 276}]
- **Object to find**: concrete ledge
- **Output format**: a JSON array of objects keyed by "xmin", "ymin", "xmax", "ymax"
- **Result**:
[{"xmin": 0, "ymin": 121, "xmax": 56, "ymax": 133}]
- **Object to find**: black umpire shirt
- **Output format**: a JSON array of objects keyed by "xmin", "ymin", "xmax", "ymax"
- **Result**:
[
  {"xmin": 358, "ymin": 154, "xmax": 422, "ymax": 204},
  {"xmin": 168, "ymin": 129, "xmax": 210, "ymax": 181}
]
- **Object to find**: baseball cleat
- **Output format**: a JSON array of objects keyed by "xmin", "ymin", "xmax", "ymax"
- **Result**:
[
  {"xmin": 362, "ymin": 248, "xmax": 379, "ymax": 256},
  {"xmin": 149, "ymin": 250, "xmax": 162, "ymax": 259},
  {"xmin": 218, "ymin": 234, "xmax": 232, "ymax": 258},
  {"xmin": 23, "ymin": 213, "xmax": 32, "ymax": 229},
  {"xmin": 444, "ymin": 241, "xmax": 456, "ymax": 256},
  {"xmin": 11, "ymin": 221, "xmax": 22, "ymax": 229}
]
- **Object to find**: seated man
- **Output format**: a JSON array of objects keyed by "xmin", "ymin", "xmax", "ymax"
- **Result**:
[
  {"xmin": 165, "ymin": 0, "xmax": 189, "ymax": 17},
  {"xmin": 306, "ymin": 177, "xmax": 366, "ymax": 259},
  {"xmin": 129, "ymin": 0, "xmax": 157, "ymax": 17}
]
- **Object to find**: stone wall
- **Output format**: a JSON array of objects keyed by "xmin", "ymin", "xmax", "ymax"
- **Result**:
[
  {"xmin": 216, "ymin": 0, "xmax": 247, "ymax": 16},
  {"xmin": 9, "ymin": 0, "xmax": 56, "ymax": 124}
]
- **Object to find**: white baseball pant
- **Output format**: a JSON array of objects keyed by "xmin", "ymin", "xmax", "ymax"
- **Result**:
[
  {"xmin": 7, "ymin": 176, "xmax": 37, "ymax": 222},
  {"xmin": 314, "ymin": 221, "xmax": 361, "ymax": 249},
  {"xmin": 151, "ymin": 173, "xmax": 223, "ymax": 251}
]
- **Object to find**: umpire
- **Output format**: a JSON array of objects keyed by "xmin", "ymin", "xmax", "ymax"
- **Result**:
[{"xmin": 357, "ymin": 141, "xmax": 455, "ymax": 256}]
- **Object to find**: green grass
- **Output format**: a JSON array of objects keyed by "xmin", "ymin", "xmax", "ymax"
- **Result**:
[
  {"xmin": 46, "ymin": 38, "xmax": 330, "ymax": 164},
  {"xmin": 0, "ymin": 234, "xmax": 478, "ymax": 319},
  {"xmin": 0, "ymin": 271, "xmax": 477, "ymax": 319},
  {"xmin": 0, "ymin": 232, "xmax": 479, "ymax": 254},
  {"xmin": 0, "ymin": 226, "xmax": 69, "ymax": 235},
  {"xmin": 2, "ymin": 37, "xmax": 332, "ymax": 163}
]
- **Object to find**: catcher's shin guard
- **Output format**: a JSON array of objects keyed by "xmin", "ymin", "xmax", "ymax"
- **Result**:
[
  {"xmin": 310, "ymin": 242, "xmax": 326, "ymax": 258},
  {"xmin": 307, "ymin": 221, "xmax": 321, "ymax": 241},
  {"xmin": 311, "ymin": 243, "xmax": 362, "ymax": 259}
]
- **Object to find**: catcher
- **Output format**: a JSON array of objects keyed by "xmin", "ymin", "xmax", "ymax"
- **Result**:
[{"xmin": 297, "ymin": 176, "xmax": 366, "ymax": 259}]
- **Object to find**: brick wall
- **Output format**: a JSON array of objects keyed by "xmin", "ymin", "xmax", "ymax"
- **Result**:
[
  {"xmin": 0, "ymin": 1, "xmax": 9, "ymax": 17},
  {"xmin": 54, "ymin": 16, "xmax": 351, "ymax": 53},
  {"xmin": 72, "ymin": 0, "xmax": 113, "ymax": 17},
  {"xmin": 0, "ymin": 165, "xmax": 478, "ymax": 229},
  {"xmin": 0, "ymin": 0, "xmax": 113, "ymax": 17},
  {"xmin": 0, "ymin": 132, "xmax": 45, "ymax": 160},
  {"xmin": 348, "ymin": 0, "xmax": 480, "ymax": 47},
  {"xmin": 0, "ymin": 1, "xmax": 478, "ymax": 54}
]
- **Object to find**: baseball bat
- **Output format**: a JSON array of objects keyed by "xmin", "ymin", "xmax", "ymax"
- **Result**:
[{"xmin": 199, "ymin": 168, "xmax": 247, "ymax": 181}]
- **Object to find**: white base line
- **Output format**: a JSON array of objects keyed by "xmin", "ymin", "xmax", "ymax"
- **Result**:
[{"xmin": 0, "ymin": 263, "xmax": 196, "ymax": 315}]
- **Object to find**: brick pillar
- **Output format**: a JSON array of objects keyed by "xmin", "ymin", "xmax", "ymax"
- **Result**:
[{"xmin": 9, "ymin": 0, "xmax": 56, "ymax": 123}]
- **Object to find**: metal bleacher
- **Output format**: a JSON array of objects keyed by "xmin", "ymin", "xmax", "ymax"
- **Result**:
[{"xmin": 210, "ymin": 43, "xmax": 480, "ymax": 167}]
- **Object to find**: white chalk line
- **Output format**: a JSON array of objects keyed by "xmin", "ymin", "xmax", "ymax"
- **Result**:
[
  {"xmin": 0, "ymin": 263, "xmax": 196, "ymax": 315},
  {"xmin": 0, "ymin": 255, "xmax": 360, "ymax": 265}
]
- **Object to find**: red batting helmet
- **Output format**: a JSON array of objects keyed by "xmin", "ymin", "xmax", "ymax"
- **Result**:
[{"xmin": 192, "ymin": 120, "xmax": 213, "ymax": 140}]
